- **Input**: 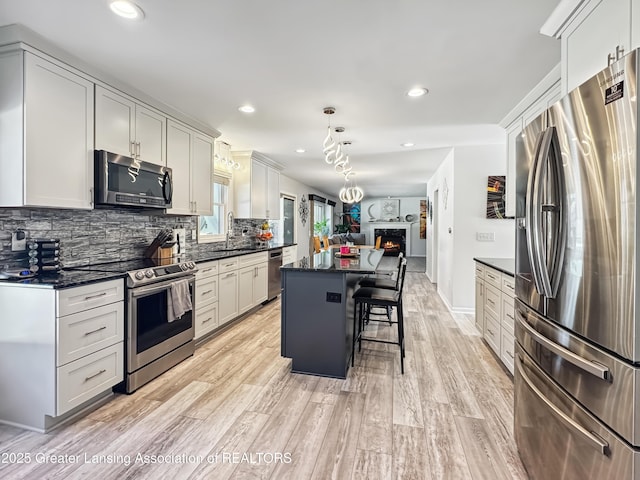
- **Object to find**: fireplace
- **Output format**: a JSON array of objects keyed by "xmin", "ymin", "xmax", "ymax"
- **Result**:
[{"xmin": 374, "ymin": 228, "xmax": 406, "ymax": 256}]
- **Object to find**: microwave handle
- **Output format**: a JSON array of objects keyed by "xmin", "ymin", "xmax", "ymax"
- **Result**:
[{"xmin": 162, "ymin": 171, "xmax": 173, "ymax": 204}]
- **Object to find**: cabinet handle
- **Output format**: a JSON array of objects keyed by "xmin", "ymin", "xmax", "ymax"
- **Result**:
[
  {"xmin": 84, "ymin": 292, "xmax": 107, "ymax": 301},
  {"xmin": 487, "ymin": 328, "xmax": 494, "ymax": 336},
  {"xmin": 201, "ymin": 290, "xmax": 213, "ymax": 296},
  {"xmin": 616, "ymin": 45, "xmax": 625, "ymax": 61},
  {"xmin": 487, "ymin": 298, "xmax": 495, "ymax": 306},
  {"xmin": 136, "ymin": 142, "xmax": 141, "ymax": 157},
  {"xmin": 85, "ymin": 369, "xmax": 107, "ymax": 382},
  {"xmin": 224, "ymin": 263, "xmax": 235, "ymax": 268},
  {"xmin": 202, "ymin": 268, "xmax": 213, "ymax": 273},
  {"xmin": 202, "ymin": 317, "xmax": 213, "ymax": 324},
  {"xmin": 130, "ymin": 141, "xmax": 136, "ymax": 157},
  {"xmin": 90, "ymin": 187, "xmax": 94, "ymax": 206},
  {"xmin": 84, "ymin": 325, "xmax": 107, "ymax": 336},
  {"xmin": 487, "ymin": 274, "xmax": 496, "ymax": 280},
  {"xmin": 506, "ymin": 350, "xmax": 514, "ymax": 359},
  {"xmin": 506, "ymin": 312, "xmax": 515, "ymax": 320},
  {"xmin": 608, "ymin": 52, "xmax": 615, "ymax": 66},
  {"xmin": 223, "ymin": 272, "xmax": 236, "ymax": 278}
]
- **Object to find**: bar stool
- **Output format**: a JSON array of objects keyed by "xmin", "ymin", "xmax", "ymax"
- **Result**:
[
  {"xmin": 313, "ymin": 236, "xmax": 321, "ymax": 253},
  {"xmin": 352, "ymin": 258, "xmax": 408, "ymax": 373},
  {"xmin": 358, "ymin": 253, "xmax": 404, "ymax": 322}
]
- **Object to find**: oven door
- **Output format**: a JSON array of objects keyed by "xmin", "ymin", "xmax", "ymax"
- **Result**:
[{"xmin": 127, "ymin": 276, "xmax": 194, "ymax": 372}]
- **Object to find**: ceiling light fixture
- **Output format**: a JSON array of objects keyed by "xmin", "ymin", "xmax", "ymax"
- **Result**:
[
  {"xmin": 322, "ymin": 107, "xmax": 337, "ymax": 164},
  {"xmin": 109, "ymin": 0, "xmax": 145, "ymax": 19},
  {"xmin": 295, "ymin": 148, "xmax": 306, "ymax": 153},
  {"xmin": 407, "ymin": 87, "xmax": 428, "ymax": 97},
  {"xmin": 238, "ymin": 105, "xmax": 255, "ymax": 113},
  {"xmin": 401, "ymin": 142, "xmax": 415, "ymax": 147}
]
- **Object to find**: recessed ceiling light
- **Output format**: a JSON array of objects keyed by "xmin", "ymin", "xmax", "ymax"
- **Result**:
[
  {"xmin": 110, "ymin": 1, "xmax": 145, "ymax": 20},
  {"xmin": 295, "ymin": 148, "xmax": 306, "ymax": 153},
  {"xmin": 407, "ymin": 87, "xmax": 428, "ymax": 97},
  {"xmin": 238, "ymin": 105, "xmax": 255, "ymax": 113},
  {"xmin": 401, "ymin": 142, "xmax": 415, "ymax": 147}
]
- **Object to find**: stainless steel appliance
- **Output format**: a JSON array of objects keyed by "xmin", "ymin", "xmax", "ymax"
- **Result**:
[
  {"xmin": 94, "ymin": 150, "xmax": 173, "ymax": 209},
  {"xmin": 71, "ymin": 258, "xmax": 197, "ymax": 393},
  {"xmin": 267, "ymin": 248, "xmax": 283, "ymax": 300},
  {"xmin": 515, "ymin": 49, "xmax": 640, "ymax": 478}
]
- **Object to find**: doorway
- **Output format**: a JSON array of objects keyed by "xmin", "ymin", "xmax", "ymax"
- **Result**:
[
  {"xmin": 432, "ymin": 190, "xmax": 439, "ymax": 284},
  {"xmin": 281, "ymin": 195, "xmax": 295, "ymax": 244}
]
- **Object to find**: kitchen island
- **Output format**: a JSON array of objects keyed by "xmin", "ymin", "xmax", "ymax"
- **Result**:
[{"xmin": 280, "ymin": 248, "xmax": 384, "ymax": 378}]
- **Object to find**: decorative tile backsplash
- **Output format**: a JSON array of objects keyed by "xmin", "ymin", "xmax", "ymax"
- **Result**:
[{"xmin": 0, "ymin": 207, "xmax": 266, "ymax": 269}]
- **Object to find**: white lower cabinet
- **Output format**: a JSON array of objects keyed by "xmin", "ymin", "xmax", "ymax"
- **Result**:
[
  {"xmin": 218, "ymin": 266, "xmax": 239, "ymax": 326},
  {"xmin": 237, "ymin": 252, "xmax": 268, "ymax": 315},
  {"xmin": 475, "ymin": 261, "xmax": 516, "ymax": 375},
  {"xmin": 0, "ymin": 279, "xmax": 124, "ymax": 431},
  {"xmin": 194, "ymin": 260, "xmax": 219, "ymax": 340}
]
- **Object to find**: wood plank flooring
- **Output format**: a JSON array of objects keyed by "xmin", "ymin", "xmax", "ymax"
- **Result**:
[{"xmin": 0, "ymin": 272, "xmax": 527, "ymax": 479}]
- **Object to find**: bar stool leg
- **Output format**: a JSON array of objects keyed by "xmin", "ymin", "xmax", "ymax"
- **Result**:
[{"xmin": 352, "ymin": 300, "xmax": 358, "ymax": 367}]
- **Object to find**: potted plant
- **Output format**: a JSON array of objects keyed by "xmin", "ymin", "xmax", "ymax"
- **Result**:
[
  {"xmin": 313, "ymin": 218, "xmax": 330, "ymax": 236},
  {"xmin": 334, "ymin": 223, "xmax": 350, "ymax": 234}
]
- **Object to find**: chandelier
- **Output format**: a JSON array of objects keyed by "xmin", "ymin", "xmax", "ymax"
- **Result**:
[{"xmin": 322, "ymin": 107, "xmax": 364, "ymax": 204}]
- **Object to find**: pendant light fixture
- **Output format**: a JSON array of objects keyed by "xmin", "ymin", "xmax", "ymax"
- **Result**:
[{"xmin": 323, "ymin": 107, "xmax": 337, "ymax": 164}]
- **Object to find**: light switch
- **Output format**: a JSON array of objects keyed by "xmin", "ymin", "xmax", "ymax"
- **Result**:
[{"xmin": 476, "ymin": 232, "xmax": 495, "ymax": 242}]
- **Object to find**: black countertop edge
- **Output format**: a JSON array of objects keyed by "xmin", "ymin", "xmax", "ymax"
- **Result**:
[
  {"xmin": 0, "ymin": 270, "xmax": 126, "ymax": 289},
  {"xmin": 473, "ymin": 257, "xmax": 515, "ymax": 277},
  {"xmin": 193, "ymin": 243, "xmax": 296, "ymax": 263},
  {"xmin": 282, "ymin": 249, "xmax": 385, "ymax": 274}
]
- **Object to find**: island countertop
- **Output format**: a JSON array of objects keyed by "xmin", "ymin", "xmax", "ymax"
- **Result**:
[{"xmin": 282, "ymin": 248, "xmax": 384, "ymax": 274}]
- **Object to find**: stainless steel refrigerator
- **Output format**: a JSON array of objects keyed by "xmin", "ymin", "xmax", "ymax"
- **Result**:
[{"xmin": 515, "ymin": 49, "xmax": 640, "ymax": 479}]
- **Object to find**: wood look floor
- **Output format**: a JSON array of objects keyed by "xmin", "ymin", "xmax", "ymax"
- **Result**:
[{"xmin": 0, "ymin": 273, "xmax": 527, "ymax": 480}]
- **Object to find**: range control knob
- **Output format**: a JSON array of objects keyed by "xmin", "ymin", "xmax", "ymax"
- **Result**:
[
  {"xmin": 145, "ymin": 269, "xmax": 154, "ymax": 278},
  {"xmin": 188, "ymin": 262, "xmax": 196, "ymax": 269},
  {"xmin": 134, "ymin": 271, "xmax": 145, "ymax": 280},
  {"xmin": 180, "ymin": 264, "xmax": 188, "ymax": 271}
]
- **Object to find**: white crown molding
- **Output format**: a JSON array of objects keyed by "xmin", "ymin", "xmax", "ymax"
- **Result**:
[{"xmin": 540, "ymin": 0, "xmax": 587, "ymax": 38}]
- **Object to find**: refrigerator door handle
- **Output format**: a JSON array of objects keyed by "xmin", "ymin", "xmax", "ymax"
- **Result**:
[
  {"xmin": 525, "ymin": 131, "xmax": 547, "ymax": 295},
  {"xmin": 515, "ymin": 353, "xmax": 609, "ymax": 456},
  {"xmin": 517, "ymin": 312, "xmax": 610, "ymax": 380},
  {"xmin": 546, "ymin": 127, "xmax": 567, "ymax": 298}
]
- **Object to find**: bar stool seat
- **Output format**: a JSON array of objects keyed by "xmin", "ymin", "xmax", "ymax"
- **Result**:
[{"xmin": 352, "ymin": 258, "xmax": 407, "ymax": 374}]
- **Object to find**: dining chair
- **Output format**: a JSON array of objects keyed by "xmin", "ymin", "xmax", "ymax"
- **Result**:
[{"xmin": 313, "ymin": 236, "xmax": 321, "ymax": 253}]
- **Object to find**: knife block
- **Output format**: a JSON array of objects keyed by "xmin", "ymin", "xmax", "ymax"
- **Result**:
[{"xmin": 152, "ymin": 246, "xmax": 173, "ymax": 261}]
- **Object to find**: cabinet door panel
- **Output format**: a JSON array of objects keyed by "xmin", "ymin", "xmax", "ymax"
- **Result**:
[
  {"xmin": 95, "ymin": 86, "xmax": 134, "ymax": 157},
  {"xmin": 267, "ymin": 168, "xmax": 280, "ymax": 219},
  {"xmin": 135, "ymin": 106, "xmax": 166, "ymax": 165},
  {"xmin": 192, "ymin": 132, "xmax": 214, "ymax": 215},
  {"xmin": 166, "ymin": 120, "xmax": 193, "ymax": 215},
  {"xmin": 218, "ymin": 271, "xmax": 238, "ymax": 324},
  {"xmin": 24, "ymin": 53, "xmax": 94, "ymax": 209},
  {"xmin": 250, "ymin": 161, "xmax": 268, "ymax": 218},
  {"xmin": 238, "ymin": 266, "xmax": 255, "ymax": 314},
  {"xmin": 254, "ymin": 263, "xmax": 268, "ymax": 304}
]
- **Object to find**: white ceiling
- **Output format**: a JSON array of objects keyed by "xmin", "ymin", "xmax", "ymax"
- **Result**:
[{"xmin": 0, "ymin": 0, "xmax": 560, "ymax": 198}]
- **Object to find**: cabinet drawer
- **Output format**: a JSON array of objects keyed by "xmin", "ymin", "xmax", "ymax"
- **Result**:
[
  {"xmin": 484, "ymin": 313, "xmax": 501, "ymax": 356},
  {"xmin": 475, "ymin": 262, "xmax": 485, "ymax": 277},
  {"xmin": 195, "ymin": 302, "xmax": 219, "ymax": 339},
  {"xmin": 57, "ymin": 279, "xmax": 124, "ymax": 317},
  {"xmin": 219, "ymin": 258, "xmax": 238, "ymax": 273},
  {"xmin": 57, "ymin": 301, "xmax": 124, "ymax": 366},
  {"xmin": 196, "ymin": 260, "xmax": 218, "ymax": 279},
  {"xmin": 237, "ymin": 251, "xmax": 268, "ymax": 267},
  {"xmin": 501, "ymin": 330, "xmax": 515, "ymax": 375},
  {"xmin": 484, "ymin": 283, "xmax": 501, "ymax": 318},
  {"xmin": 501, "ymin": 294, "xmax": 515, "ymax": 334},
  {"xmin": 56, "ymin": 342, "xmax": 123, "ymax": 416},
  {"xmin": 501, "ymin": 274, "xmax": 515, "ymax": 298},
  {"xmin": 484, "ymin": 267, "xmax": 501, "ymax": 289},
  {"xmin": 196, "ymin": 276, "xmax": 218, "ymax": 308}
]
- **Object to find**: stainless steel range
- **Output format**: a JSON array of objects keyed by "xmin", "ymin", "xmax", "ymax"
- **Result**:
[{"xmin": 72, "ymin": 258, "xmax": 197, "ymax": 393}]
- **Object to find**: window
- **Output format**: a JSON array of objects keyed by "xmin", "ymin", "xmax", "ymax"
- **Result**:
[
  {"xmin": 313, "ymin": 201, "xmax": 333, "ymax": 236},
  {"xmin": 199, "ymin": 174, "xmax": 230, "ymax": 242}
]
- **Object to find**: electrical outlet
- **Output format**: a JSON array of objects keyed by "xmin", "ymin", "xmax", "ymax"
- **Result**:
[
  {"xmin": 191, "ymin": 229, "xmax": 197, "ymax": 240},
  {"xmin": 11, "ymin": 230, "xmax": 27, "ymax": 251},
  {"xmin": 476, "ymin": 232, "xmax": 495, "ymax": 242}
]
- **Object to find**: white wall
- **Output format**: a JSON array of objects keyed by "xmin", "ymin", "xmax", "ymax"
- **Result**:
[
  {"xmin": 279, "ymin": 174, "xmax": 338, "ymax": 261},
  {"xmin": 427, "ymin": 144, "xmax": 514, "ymax": 313},
  {"xmin": 361, "ymin": 196, "xmax": 427, "ymax": 257}
]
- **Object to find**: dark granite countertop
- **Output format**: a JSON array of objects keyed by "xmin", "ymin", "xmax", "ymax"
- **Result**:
[
  {"xmin": 282, "ymin": 249, "xmax": 384, "ymax": 274},
  {"xmin": 0, "ymin": 243, "xmax": 297, "ymax": 289},
  {"xmin": 473, "ymin": 257, "xmax": 515, "ymax": 277}
]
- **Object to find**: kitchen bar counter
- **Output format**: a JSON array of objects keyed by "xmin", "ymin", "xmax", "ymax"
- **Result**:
[
  {"xmin": 281, "ymin": 249, "xmax": 385, "ymax": 378},
  {"xmin": 473, "ymin": 257, "xmax": 515, "ymax": 277}
]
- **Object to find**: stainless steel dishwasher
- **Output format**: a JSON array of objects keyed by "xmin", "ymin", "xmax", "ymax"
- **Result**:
[{"xmin": 267, "ymin": 248, "xmax": 283, "ymax": 300}]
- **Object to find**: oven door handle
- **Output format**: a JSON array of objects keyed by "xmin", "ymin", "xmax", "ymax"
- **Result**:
[{"xmin": 130, "ymin": 277, "xmax": 194, "ymax": 298}]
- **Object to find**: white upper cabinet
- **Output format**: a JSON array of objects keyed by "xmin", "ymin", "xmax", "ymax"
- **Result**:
[
  {"xmin": 166, "ymin": 119, "xmax": 213, "ymax": 215},
  {"xmin": 95, "ymin": 85, "xmax": 166, "ymax": 165},
  {"xmin": 232, "ymin": 151, "xmax": 281, "ymax": 219},
  {"xmin": 542, "ymin": 0, "xmax": 635, "ymax": 95},
  {"xmin": 0, "ymin": 51, "xmax": 94, "ymax": 209}
]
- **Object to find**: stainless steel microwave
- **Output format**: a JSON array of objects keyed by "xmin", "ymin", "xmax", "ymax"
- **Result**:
[{"xmin": 94, "ymin": 150, "xmax": 173, "ymax": 209}]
